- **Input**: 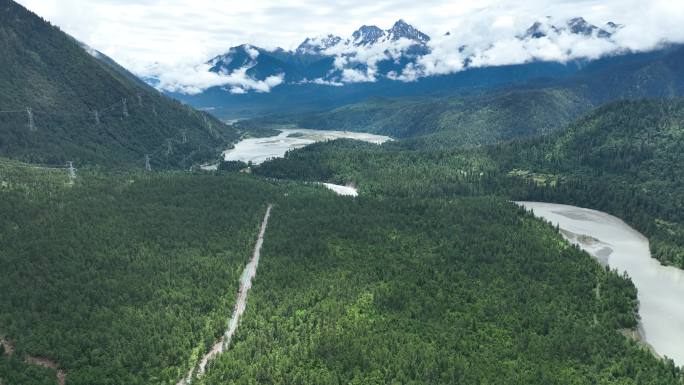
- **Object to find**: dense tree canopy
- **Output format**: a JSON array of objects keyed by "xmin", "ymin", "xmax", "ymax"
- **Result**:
[
  {"xmin": 0, "ymin": 0, "xmax": 237, "ymax": 168},
  {"xmin": 255, "ymin": 99, "xmax": 684, "ymax": 267},
  {"xmin": 0, "ymin": 162, "xmax": 280, "ymax": 384}
]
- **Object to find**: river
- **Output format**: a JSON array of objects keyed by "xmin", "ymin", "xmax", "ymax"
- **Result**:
[
  {"xmin": 518, "ymin": 202, "xmax": 684, "ymax": 366},
  {"xmin": 223, "ymin": 128, "xmax": 391, "ymax": 165}
]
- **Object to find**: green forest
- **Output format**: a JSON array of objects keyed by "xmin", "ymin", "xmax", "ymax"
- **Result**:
[
  {"xmin": 198, "ymin": 193, "xmax": 680, "ymax": 385},
  {"xmin": 245, "ymin": 43, "xmax": 684, "ymax": 148},
  {"xmin": 2, "ymin": 158, "xmax": 682, "ymax": 384},
  {"xmin": 0, "ymin": 161, "xmax": 281, "ymax": 384},
  {"xmin": 254, "ymin": 99, "xmax": 684, "ymax": 267},
  {"xmin": 248, "ymin": 88, "xmax": 591, "ymax": 144},
  {"xmin": 2, "ymin": 1, "xmax": 684, "ymax": 383},
  {"xmin": 0, "ymin": 0, "xmax": 238, "ymax": 168}
]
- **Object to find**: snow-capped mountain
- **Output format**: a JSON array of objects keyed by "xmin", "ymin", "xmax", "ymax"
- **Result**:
[
  {"xmin": 351, "ymin": 25, "xmax": 386, "ymax": 46},
  {"xmin": 296, "ymin": 19, "xmax": 430, "ymax": 53},
  {"xmin": 150, "ymin": 17, "xmax": 627, "ymax": 95},
  {"xmin": 296, "ymin": 34, "xmax": 343, "ymax": 55},
  {"xmin": 386, "ymin": 19, "xmax": 430, "ymax": 44},
  {"xmin": 204, "ymin": 19, "xmax": 434, "ymax": 88},
  {"xmin": 520, "ymin": 17, "xmax": 618, "ymax": 40}
]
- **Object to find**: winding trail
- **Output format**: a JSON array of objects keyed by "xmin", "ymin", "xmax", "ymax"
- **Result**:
[{"xmin": 177, "ymin": 204, "xmax": 273, "ymax": 385}]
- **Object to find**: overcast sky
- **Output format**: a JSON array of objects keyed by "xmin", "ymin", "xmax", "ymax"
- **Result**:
[{"xmin": 15, "ymin": 0, "xmax": 684, "ymax": 78}]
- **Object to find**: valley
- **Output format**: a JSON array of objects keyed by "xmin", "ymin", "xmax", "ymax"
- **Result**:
[
  {"xmin": 2, "ymin": 1, "xmax": 684, "ymax": 384},
  {"xmin": 222, "ymin": 128, "xmax": 390, "ymax": 165}
]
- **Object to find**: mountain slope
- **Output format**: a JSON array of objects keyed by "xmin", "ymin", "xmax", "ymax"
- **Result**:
[
  {"xmin": 275, "ymin": 88, "xmax": 591, "ymax": 144},
  {"xmin": 491, "ymin": 99, "xmax": 684, "ymax": 267},
  {"xmin": 247, "ymin": 44, "xmax": 684, "ymax": 144},
  {"xmin": 205, "ymin": 19, "xmax": 432, "ymax": 87},
  {"xmin": 253, "ymin": 98, "xmax": 684, "ymax": 267},
  {"xmin": 0, "ymin": 0, "xmax": 236, "ymax": 168},
  {"xmin": 2, "ymin": 160, "xmax": 681, "ymax": 384},
  {"xmin": 162, "ymin": 16, "xmax": 642, "ymax": 117}
]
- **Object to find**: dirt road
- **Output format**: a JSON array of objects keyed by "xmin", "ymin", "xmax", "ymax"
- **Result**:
[{"xmin": 177, "ymin": 204, "xmax": 273, "ymax": 385}]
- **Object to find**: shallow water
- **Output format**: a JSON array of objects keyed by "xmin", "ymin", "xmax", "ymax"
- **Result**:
[
  {"xmin": 322, "ymin": 183, "xmax": 358, "ymax": 197},
  {"xmin": 223, "ymin": 129, "xmax": 391, "ymax": 164},
  {"xmin": 518, "ymin": 202, "xmax": 684, "ymax": 366}
]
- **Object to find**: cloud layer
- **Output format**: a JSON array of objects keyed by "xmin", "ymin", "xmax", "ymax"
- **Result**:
[{"xmin": 16, "ymin": 0, "xmax": 684, "ymax": 93}]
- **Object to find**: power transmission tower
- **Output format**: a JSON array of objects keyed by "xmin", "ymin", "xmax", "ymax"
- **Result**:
[
  {"xmin": 122, "ymin": 98, "xmax": 129, "ymax": 117},
  {"xmin": 203, "ymin": 115, "xmax": 216, "ymax": 137},
  {"xmin": 166, "ymin": 139, "xmax": 173, "ymax": 156},
  {"xmin": 94, "ymin": 110, "xmax": 100, "ymax": 125},
  {"xmin": 66, "ymin": 161, "xmax": 77, "ymax": 181},
  {"xmin": 181, "ymin": 130, "xmax": 187, "ymax": 143},
  {"xmin": 26, "ymin": 107, "xmax": 35, "ymax": 131},
  {"xmin": 144, "ymin": 154, "xmax": 152, "ymax": 172}
]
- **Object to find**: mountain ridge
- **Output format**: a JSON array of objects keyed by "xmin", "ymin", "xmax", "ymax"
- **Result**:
[
  {"xmin": 0, "ymin": 0, "xmax": 236, "ymax": 168},
  {"xmin": 157, "ymin": 16, "xmax": 623, "ymax": 96}
]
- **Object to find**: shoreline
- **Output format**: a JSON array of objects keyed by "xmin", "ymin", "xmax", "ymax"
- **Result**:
[{"xmin": 516, "ymin": 201, "xmax": 684, "ymax": 366}]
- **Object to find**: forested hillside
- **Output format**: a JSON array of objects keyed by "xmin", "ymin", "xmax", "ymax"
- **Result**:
[
  {"xmin": 2, "ymin": 159, "xmax": 681, "ymax": 384},
  {"xmin": 276, "ymin": 88, "xmax": 590, "ymax": 143},
  {"xmin": 198, "ymin": 192, "xmax": 680, "ymax": 385},
  {"xmin": 2, "ymin": 0, "xmax": 684, "ymax": 382},
  {"xmin": 254, "ymin": 98, "xmax": 684, "ymax": 267},
  {"xmin": 489, "ymin": 99, "xmax": 684, "ymax": 267},
  {"xmin": 247, "ymin": 45, "xmax": 684, "ymax": 144},
  {"xmin": 0, "ymin": 161, "xmax": 280, "ymax": 384},
  {"xmin": 0, "ymin": 0, "xmax": 237, "ymax": 168}
]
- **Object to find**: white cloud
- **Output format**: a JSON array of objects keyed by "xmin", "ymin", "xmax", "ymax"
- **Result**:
[
  {"xmin": 304, "ymin": 78, "xmax": 345, "ymax": 87},
  {"xmin": 323, "ymin": 37, "xmax": 423, "ymax": 83},
  {"xmin": 245, "ymin": 45, "xmax": 260, "ymax": 60},
  {"xmin": 151, "ymin": 63, "xmax": 284, "ymax": 95},
  {"xmin": 341, "ymin": 68, "xmax": 376, "ymax": 83},
  {"xmin": 14, "ymin": 0, "xmax": 684, "ymax": 92}
]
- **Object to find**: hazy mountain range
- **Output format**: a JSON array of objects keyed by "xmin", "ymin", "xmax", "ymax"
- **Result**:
[
  {"xmin": 140, "ymin": 16, "xmax": 676, "ymax": 118},
  {"xmin": 149, "ymin": 17, "xmax": 625, "ymax": 95}
]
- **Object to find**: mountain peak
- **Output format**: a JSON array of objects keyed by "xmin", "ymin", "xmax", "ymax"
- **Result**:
[
  {"xmin": 566, "ymin": 17, "xmax": 612, "ymax": 37},
  {"xmin": 566, "ymin": 17, "xmax": 594, "ymax": 35},
  {"xmin": 521, "ymin": 17, "xmax": 616, "ymax": 40},
  {"xmin": 297, "ymin": 34, "xmax": 342, "ymax": 54},
  {"xmin": 352, "ymin": 25, "xmax": 386, "ymax": 46},
  {"xmin": 387, "ymin": 19, "xmax": 430, "ymax": 44},
  {"xmin": 523, "ymin": 21, "xmax": 549, "ymax": 39}
]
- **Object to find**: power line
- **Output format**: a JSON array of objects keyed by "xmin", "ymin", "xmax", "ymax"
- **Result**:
[
  {"xmin": 0, "ymin": 92, "xmax": 223, "ymax": 169},
  {"xmin": 122, "ymin": 98, "xmax": 129, "ymax": 118},
  {"xmin": 0, "ymin": 160, "xmax": 67, "ymax": 170},
  {"xmin": 26, "ymin": 107, "xmax": 36, "ymax": 131},
  {"xmin": 67, "ymin": 161, "xmax": 77, "ymax": 181}
]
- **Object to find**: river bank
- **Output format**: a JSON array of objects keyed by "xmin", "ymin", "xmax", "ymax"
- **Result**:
[{"xmin": 517, "ymin": 202, "xmax": 684, "ymax": 366}]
